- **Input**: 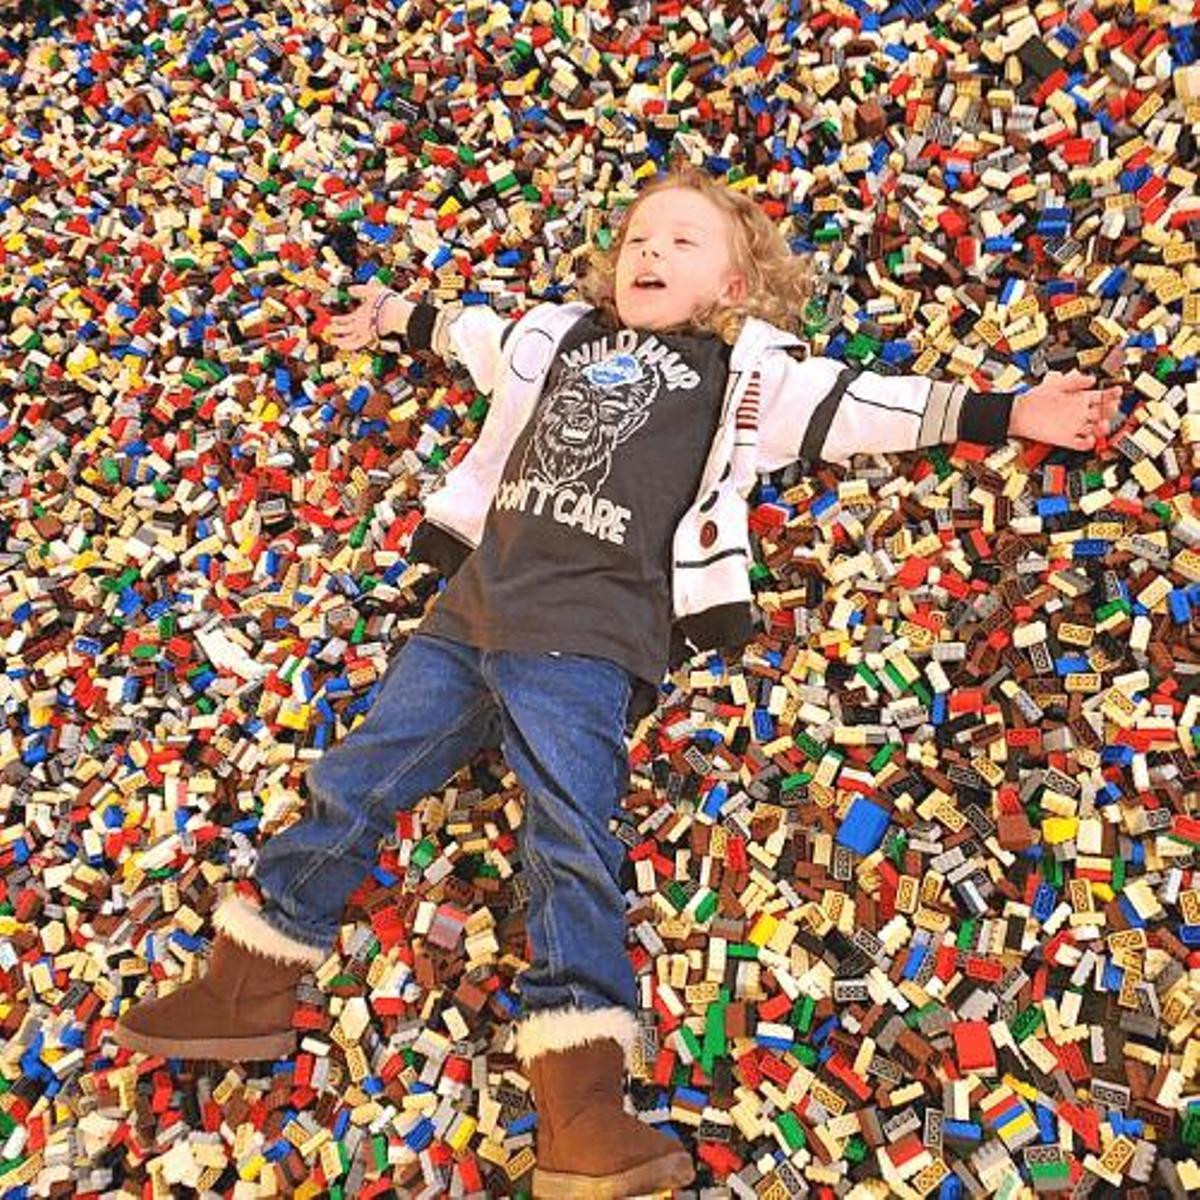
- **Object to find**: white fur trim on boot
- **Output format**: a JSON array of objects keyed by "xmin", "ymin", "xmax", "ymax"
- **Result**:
[
  {"xmin": 212, "ymin": 895, "xmax": 328, "ymax": 968},
  {"xmin": 514, "ymin": 1005, "xmax": 639, "ymax": 1071}
]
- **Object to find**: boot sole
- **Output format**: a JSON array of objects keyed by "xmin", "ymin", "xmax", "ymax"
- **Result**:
[
  {"xmin": 114, "ymin": 1021, "xmax": 296, "ymax": 1062},
  {"xmin": 533, "ymin": 1151, "xmax": 695, "ymax": 1198}
]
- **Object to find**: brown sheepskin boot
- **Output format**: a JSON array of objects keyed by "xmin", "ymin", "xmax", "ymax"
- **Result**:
[
  {"xmin": 113, "ymin": 895, "xmax": 327, "ymax": 1061},
  {"xmin": 516, "ymin": 1006, "xmax": 695, "ymax": 1198}
]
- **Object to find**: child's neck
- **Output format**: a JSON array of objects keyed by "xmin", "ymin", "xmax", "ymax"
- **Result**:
[{"xmin": 608, "ymin": 311, "xmax": 711, "ymax": 339}]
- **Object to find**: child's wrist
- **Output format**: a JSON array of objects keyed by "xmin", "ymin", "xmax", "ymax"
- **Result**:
[
  {"xmin": 381, "ymin": 293, "xmax": 414, "ymax": 336},
  {"xmin": 1007, "ymin": 391, "xmax": 1029, "ymax": 438},
  {"xmin": 370, "ymin": 290, "xmax": 413, "ymax": 340}
]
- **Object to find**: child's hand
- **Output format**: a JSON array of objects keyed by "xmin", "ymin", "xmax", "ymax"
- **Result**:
[
  {"xmin": 323, "ymin": 280, "xmax": 412, "ymax": 351},
  {"xmin": 1009, "ymin": 369, "xmax": 1122, "ymax": 451}
]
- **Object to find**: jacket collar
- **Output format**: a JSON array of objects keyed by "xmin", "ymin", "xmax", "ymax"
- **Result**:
[{"xmin": 731, "ymin": 314, "xmax": 803, "ymax": 370}]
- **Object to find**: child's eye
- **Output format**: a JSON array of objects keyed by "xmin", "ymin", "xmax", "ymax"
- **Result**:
[{"xmin": 675, "ymin": 239, "xmax": 694, "ymax": 246}]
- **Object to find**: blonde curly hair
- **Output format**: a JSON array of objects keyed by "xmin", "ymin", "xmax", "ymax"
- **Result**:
[{"xmin": 574, "ymin": 159, "xmax": 816, "ymax": 345}]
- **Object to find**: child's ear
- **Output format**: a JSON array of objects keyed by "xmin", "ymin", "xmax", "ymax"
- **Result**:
[{"xmin": 722, "ymin": 272, "xmax": 748, "ymax": 304}]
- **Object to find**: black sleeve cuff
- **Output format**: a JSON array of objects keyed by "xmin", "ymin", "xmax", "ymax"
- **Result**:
[
  {"xmin": 958, "ymin": 391, "xmax": 1016, "ymax": 444},
  {"xmin": 409, "ymin": 519, "xmax": 474, "ymax": 577},
  {"xmin": 403, "ymin": 302, "xmax": 439, "ymax": 353},
  {"xmin": 627, "ymin": 678, "xmax": 659, "ymax": 726},
  {"xmin": 667, "ymin": 606, "xmax": 758, "ymax": 671}
]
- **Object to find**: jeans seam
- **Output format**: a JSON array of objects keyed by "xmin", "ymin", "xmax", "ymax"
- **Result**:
[
  {"xmin": 613, "ymin": 675, "xmax": 632, "ymax": 804},
  {"xmin": 521, "ymin": 796, "xmax": 564, "ymax": 987},
  {"xmin": 604, "ymin": 676, "xmax": 632, "ymax": 1009},
  {"xmin": 279, "ymin": 690, "xmax": 496, "ymax": 912}
]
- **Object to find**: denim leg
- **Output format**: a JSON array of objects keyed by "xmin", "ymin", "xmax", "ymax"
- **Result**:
[
  {"xmin": 484, "ymin": 649, "xmax": 637, "ymax": 1016},
  {"xmin": 252, "ymin": 634, "xmax": 500, "ymax": 951}
]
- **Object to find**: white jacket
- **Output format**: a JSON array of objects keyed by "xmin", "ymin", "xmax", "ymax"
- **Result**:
[{"xmin": 409, "ymin": 300, "xmax": 1009, "ymax": 665}]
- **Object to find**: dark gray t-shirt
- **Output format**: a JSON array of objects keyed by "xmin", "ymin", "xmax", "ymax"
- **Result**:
[{"xmin": 419, "ymin": 312, "xmax": 732, "ymax": 709}]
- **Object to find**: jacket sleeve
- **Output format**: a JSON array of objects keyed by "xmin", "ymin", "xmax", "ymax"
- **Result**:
[
  {"xmin": 402, "ymin": 301, "xmax": 519, "ymax": 398},
  {"xmin": 405, "ymin": 303, "xmax": 540, "ymax": 574},
  {"xmin": 755, "ymin": 348, "xmax": 1016, "ymax": 472}
]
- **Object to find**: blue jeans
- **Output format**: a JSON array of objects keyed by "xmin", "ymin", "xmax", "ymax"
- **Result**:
[{"xmin": 252, "ymin": 632, "xmax": 638, "ymax": 1016}]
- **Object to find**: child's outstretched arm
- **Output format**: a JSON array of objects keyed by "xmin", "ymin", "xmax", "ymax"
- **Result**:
[
  {"xmin": 323, "ymin": 279, "xmax": 517, "ymax": 397},
  {"xmin": 324, "ymin": 280, "xmax": 552, "ymax": 578},
  {"xmin": 757, "ymin": 351, "xmax": 1122, "ymax": 472}
]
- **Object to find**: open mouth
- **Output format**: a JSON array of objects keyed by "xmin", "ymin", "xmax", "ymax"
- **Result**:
[{"xmin": 633, "ymin": 275, "xmax": 666, "ymax": 290}]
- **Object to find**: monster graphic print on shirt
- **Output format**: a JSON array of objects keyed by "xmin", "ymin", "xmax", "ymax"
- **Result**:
[
  {"xmin": 492, "ymin": 330, "xmax": 703, "ymax": 545},
  {"xmin": 418, "ymin": 311, "xmax": 729, "ymax": 708}
]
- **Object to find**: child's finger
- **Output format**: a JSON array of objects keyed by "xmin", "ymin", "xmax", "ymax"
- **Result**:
[{"xmin": 1061, "ymin": 372, "xmax": 1096, "ymax": 391}]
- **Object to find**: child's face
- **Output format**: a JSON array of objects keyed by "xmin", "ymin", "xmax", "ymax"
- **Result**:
[{"xmin": 613, "ymin": 187, "xmax": 747, "ymax": 331}]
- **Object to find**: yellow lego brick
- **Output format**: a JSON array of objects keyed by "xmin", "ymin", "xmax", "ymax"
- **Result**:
[
  {"xmin": 1042, "ymin": 817, "xmax": 1078, "ymax": 845},
  {"xmin": 748, "ymin": 913, "xmax": 778, "ymax": 947}
]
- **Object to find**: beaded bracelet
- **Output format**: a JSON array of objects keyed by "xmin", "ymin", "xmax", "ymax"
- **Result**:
[{"xmin": 369, "ymin": 288, "xmax": 398, "ymax": 343}]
